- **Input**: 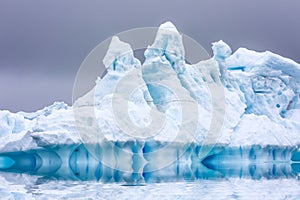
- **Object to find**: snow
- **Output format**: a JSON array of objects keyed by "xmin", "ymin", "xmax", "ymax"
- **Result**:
[{"xmin": 0, "ymin": 21, "xmax": 300, "ymax": 152}]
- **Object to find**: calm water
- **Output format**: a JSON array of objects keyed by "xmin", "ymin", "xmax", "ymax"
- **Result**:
[
  {"xmin": 1, "ymin": 173, "xmax": 300, "ymax": 200},
  {"xmin": 1, "ymin": 144, "xmax": 300, "ymax": 199}
]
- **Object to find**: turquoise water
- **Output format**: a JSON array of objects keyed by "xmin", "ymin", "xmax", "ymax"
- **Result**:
[{"xmin": 1, "ymin": 143, "xmax": 300, "ymax": 199}]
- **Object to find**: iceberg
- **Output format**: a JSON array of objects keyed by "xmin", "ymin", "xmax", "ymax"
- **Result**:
[
  {"xmin": 0, "ymin": 21, "xmax": 299, "ymax": 151},
  {"xmin": 0, "ymin": 21, "xmax": 299, "ymax": 184}
]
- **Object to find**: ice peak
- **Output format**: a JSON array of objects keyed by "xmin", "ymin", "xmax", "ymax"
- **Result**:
[
  {"xmin": 212, "ymin": 40, "xmax": 232, "ymax": 61},
  {"xmin": 158, "ymin": 21, "xmax": 179, "ymax": 32},
  {"xmin": 146, "ymin": 21, "xmax": 184, "ymax": 59},
  {"xmin": 103, "ymin": 36, "xmax": 134, "ymax": 69}
]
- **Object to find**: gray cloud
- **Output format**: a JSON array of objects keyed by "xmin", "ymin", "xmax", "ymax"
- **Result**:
[{"xmin": 0, "ymin": 0, "xmax": 299, "ymax": 112}]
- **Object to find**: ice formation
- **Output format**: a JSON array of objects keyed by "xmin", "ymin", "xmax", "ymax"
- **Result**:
[
  {"xmin": 0, "ymin": 143, "xmax": 299, "ymax": 182},
  {"xmin": 0, "ymin": 21, "xmax": 300, "ymax": 153},
  {"xmin": 1, "ymin": 21, "xmax": 300, "ymax": 186}
]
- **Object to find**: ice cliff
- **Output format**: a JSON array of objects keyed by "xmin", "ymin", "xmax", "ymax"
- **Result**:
[{"xmin": 0, "ymin": 21, "xmax": 299, "ymax": 152}]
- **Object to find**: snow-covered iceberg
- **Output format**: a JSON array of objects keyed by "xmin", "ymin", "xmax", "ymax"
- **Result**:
[{"xmin": 0, "ymin": 21, "xmax": 299, "ymax": 153}]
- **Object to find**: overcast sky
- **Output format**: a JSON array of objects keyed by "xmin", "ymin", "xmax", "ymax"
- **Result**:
[{"xmin": 0, "ymin": 0, "xmax": 299, "ymax": 112}]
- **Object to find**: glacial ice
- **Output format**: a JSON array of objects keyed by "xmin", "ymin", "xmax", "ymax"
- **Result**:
[
  {"xmin": 0, "ymin": 21, "xmax": 300, "ymax": 153},
  {"xmin": 0, "ymin": 143, "xmax": 298, "ymax": 182}
]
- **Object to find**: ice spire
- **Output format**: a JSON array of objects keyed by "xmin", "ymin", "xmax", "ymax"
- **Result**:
[
  {"xmin": 150, "ymin": 21, "xmax": 184, "ymax": 57},
  {"xmin": 103, "ymin": 36, "xmax": 140, "ymax": 72},
  {"xmin": 212, "ymin": 40, "xmax": 232, "ymax": 86},
  {"xmin": 212, "ymin": 40, "xmax": 232, "ymax": 61},
  {"xmin": 144, "ymin": 21, "xmax": 185, "ymax": 72}
]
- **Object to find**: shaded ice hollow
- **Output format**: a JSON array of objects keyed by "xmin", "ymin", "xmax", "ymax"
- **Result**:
[{"xmin": 0, "ymin": 21, "xmax": 300, "ymax": 152}]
